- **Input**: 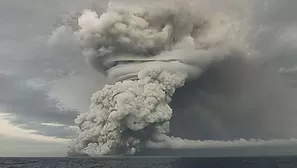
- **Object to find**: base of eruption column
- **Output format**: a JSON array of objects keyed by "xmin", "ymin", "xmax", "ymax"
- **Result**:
[{"xmin": 136, "ymin": 145, "xmax": 297, "ymax": 157}]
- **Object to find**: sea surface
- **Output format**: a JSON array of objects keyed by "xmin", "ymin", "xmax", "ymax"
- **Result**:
[{"xmin": 1, "ymin": 157, "xmax": 297, "ymax": 168}]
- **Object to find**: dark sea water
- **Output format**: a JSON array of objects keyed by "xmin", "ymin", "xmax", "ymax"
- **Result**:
[{"xmin": 1, "ymin": 157, "xmax": 297, "ymax": 168}]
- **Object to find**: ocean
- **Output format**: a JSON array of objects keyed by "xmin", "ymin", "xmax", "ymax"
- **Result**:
[{"xmin": 1, "ymin": 157, "xmax": 297, "ymax": 168}]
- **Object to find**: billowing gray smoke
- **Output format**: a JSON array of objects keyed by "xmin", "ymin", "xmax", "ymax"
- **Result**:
[{"xmin": 68, "ymin": 0, "xmax": 297, "ymax": 156}]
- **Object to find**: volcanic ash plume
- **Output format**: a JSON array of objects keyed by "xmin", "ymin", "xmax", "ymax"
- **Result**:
[{"xmin": 68, "ymin": 0, "xmax": 241, "ymax": 156}]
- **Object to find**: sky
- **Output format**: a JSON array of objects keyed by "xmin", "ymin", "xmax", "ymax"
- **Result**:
[
  {"xmin": 1, "ymin": 0, "xmax": 297, "ymax": 157},
  {"xmin": 0, "ymin": 0, "xmax": 109, "ymax": 157}
]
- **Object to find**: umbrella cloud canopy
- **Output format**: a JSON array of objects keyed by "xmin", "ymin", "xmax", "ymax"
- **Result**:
[
  {"xmin": 75, "ymin": 1, "xmax": 240, "ymax": 83},
  {"xmin": 67, "ymin": 0, "xmax": 297, "ymax": 156}
]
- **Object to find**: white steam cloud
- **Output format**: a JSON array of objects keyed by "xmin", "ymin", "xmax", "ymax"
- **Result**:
[
  {"xmin": 67, "ymin": 0, "xmax": 297, "ymax": 156},
  {"xmin": 71, "ymin": 68, "xmax": 186, "ymax": 155}
]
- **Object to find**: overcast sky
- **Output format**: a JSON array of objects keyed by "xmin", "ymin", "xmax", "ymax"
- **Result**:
[
  {"xmin": 0, "ymin": 0, "xmax": 109, "ymax": 157},
  {"xmin": 1, "ymin": 0, "xmax": 297, "ymax": 157}
]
